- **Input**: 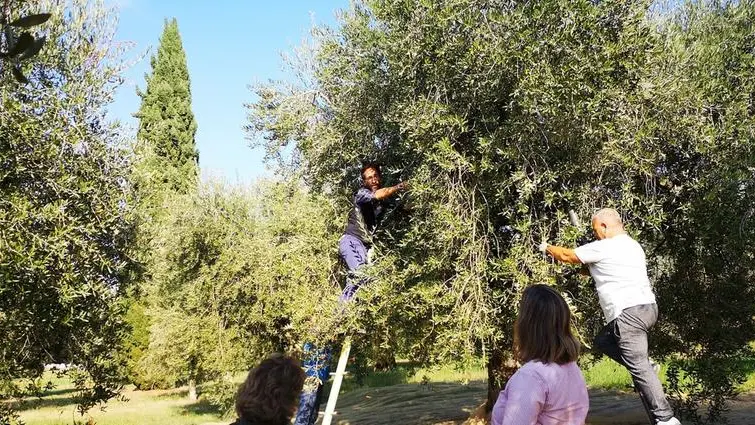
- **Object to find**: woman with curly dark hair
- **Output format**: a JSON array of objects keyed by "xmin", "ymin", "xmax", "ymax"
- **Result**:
[{"xmin": 231, "ymin": 354, "xmax": 305, "ymax": 425}]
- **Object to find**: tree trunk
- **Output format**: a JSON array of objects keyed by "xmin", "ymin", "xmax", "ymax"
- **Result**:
[
  {"xmin": 486, "ymin": 347, "xmax": 517, "ymax": 412},
  {"xmin": 373, "ymin": 339, "xmax": 396, "ymax": 371},
  {"xmin": 188, "ymin": 378, "xmax": 198, "ymax": 401},
  {"xmin": 372, "ymin": 326, "xmax": 396, "ymax": 371}
]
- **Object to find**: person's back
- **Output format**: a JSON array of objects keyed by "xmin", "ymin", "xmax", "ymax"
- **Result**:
[
  {"xmin": 542, "ymin": 208, "xmax": 680, "ymax": 424},
  {"xmin": 575, "ymin": 233, "xmax": 656, "ymax": 322},
  {"xmin": 492, "ymin": 361, "xmax": 588, "ymax": 425},
  {"xmin": 491, "ymin": 284, "xmax": 589, "ymax": 425}
]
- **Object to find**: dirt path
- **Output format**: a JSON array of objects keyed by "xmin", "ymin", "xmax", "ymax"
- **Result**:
[{"xmin": 328, "ymin": 381, "xmax": 755, "ymax": 424}]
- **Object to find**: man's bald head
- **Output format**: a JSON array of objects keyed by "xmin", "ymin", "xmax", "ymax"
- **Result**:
[{"xmin": 591, "ymin": 208, "xmax": 625, "ymax": 240}]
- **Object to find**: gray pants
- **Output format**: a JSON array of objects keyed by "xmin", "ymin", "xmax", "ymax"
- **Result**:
[{"xmin": 594, "ymin": 303, "xmax": 674, "ymax": 422}]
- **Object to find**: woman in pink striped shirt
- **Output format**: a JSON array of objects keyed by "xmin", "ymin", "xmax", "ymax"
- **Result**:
[{"xmin": 492, "ymin": 284, "xmax": 589, "ymax": 425}]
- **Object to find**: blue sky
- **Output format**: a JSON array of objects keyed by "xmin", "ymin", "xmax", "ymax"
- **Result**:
[{"xmin": 107, "ymin": 0, "xmax": 347, "ymax": 184}]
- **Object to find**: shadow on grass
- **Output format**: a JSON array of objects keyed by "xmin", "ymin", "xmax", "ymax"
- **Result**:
[
  {"xmin": 332, "ymin": 363, "xmax": 415, "ymax": 394},
  {"xmin": 13, "ymin": 396, "xmax": 77, "ymax": 412},
  {"xmin": 35, "ymin": 386, "xmax": 78, "ymax": 398},
  {"xmin": 152, "ymin": 388, "xmax": 190, "ymax": 400},
  {"xmin": 179, "ymin": 398, "xmax": 224, "ymax": 416},
  {"xmin": 333, "ymin": 380, "xmax": 488, "ymax": 425},
  {"xmin": 10, "ymin": 387, "xmax": 82, "ymax": 412}
]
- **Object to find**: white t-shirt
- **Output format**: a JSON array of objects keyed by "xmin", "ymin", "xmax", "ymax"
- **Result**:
[{"xmin": 574, "ymin": 234, "xmax": 656, "ymax": 323}]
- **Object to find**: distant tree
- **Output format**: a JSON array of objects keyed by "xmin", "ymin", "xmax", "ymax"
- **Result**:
[
  {"xmin": 133, "ymin": 17, "xmax": 198, "ymax": 211},
  {"xmin": 128, "ymin": 18, "xmax": 199, "ymax": 392},
  {"xmin": 134, "ymin": 181, "xmax": 340, "ymax": 405}
]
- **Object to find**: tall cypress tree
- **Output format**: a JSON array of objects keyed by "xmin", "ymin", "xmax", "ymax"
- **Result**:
[
  {"xmin": 127, "ymin": 18, "xmax": 198, "ymax": 392},
  {"xmin": 135, "ymin": 18, "xmax": 198, "ymax": 202}
]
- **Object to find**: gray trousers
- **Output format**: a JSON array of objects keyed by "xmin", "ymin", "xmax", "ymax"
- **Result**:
[{"xmin": 594, "ymin": 303, "xmax": 674, "ymax": 422}]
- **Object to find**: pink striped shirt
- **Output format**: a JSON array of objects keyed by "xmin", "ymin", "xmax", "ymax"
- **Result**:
[{"xmin": 491, "ymin": 361, "xmax": 589, "ymax": 425}]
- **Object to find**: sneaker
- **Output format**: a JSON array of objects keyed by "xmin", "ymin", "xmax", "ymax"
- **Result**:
[{"xmin": 656, "ymin": 417, "xmax": 681, "ymax": 425}]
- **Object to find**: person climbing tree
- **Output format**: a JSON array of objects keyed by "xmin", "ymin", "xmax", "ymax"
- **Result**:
[
  {"xmin": 339, "ymin": 163, "xmax": 407, "ymax": 300},
  {"xmin": 294, "ymin": 162, "xmax": 407, "ymax": 425},
  {"xmin": 540, "ymin": 208, "xmax": 681, "ymax": 425}
]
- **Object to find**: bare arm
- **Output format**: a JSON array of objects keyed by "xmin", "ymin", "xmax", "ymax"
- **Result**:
[
  {"xmin": 544, "ymin": 244, "xmax": 583, "ymax": 264},
  {"xmin": 374, "ymin": 182, "xmax": 407, "ymax": 200}
]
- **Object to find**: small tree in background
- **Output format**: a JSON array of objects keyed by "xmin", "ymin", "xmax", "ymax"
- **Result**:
[{"xmin": 133, "ymin": 181, "xmax": 341, "ymax": 407}]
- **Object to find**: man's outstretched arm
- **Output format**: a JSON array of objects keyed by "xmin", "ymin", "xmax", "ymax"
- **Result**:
[
  {"xmin": 374, "ymin": 181, "xmax": 407, "ymax": 200},
  {"xmin": 539, "ymin": 241, "xmax": 583, "ymax": 264}
]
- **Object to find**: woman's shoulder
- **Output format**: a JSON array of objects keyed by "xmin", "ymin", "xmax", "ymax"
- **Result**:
[
  {"xmin": 520, "ymin": 359, "xmax": 564, "ymax": 369},
  {"xmin": 519, "ymin": 360, "xmax": 583, "ymax": 381},
  {"xmin": 512, "ymin": 361, "xmax": 550, "ymax": 382},
  {"xmin": 522, "ymin": 360, "xmax": 580, "ymax": 369}
]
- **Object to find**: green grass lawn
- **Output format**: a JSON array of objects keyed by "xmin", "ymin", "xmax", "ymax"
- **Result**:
[
  {"xmin": 334, "ymin": 360, "xmax": 488, "ymax": 393},
  {"xmin": 332, "ymin": 356, "xmax": 638, "ymax": 393},
  {"xmin": 740, "ymin": 359, "xmax": 755, "ymax": 392},
  {"xmin": 581, "ymin": 355, "xmax": 656, "ymax": 390},
  {"xmin": 15, "ymin": 386, "xmax": 225, "ymax": 425},
  {"xmin": 11, "ymin": 357, "xmax": 752, "ymax": 425}
]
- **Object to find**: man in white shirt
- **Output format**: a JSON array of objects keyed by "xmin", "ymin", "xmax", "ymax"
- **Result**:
[{"xmin": 540, "ymin": 208, "xmax": 680, "ymax": 425}]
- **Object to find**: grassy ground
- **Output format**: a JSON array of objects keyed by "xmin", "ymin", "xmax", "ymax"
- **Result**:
[
  {"xmin": 14, "ymin": 362, "xmax": 490, "ymax": 425},
  {"xmin": 332, "ymin": 356, "xmax": 640, "ymax": 393},
  {"xmin": 16, "ymin": 386, "xmax": 224, "ymax": 425},
  {"xmin": 10, "ymin": 357, "xmax": 750, "ymax": 425},
  {"xmin": 335, "ymin": 360, "xmax": 488, "ymax": 393},
  {"xmin": 741, "ymin": 360, "xmax": 755, "ymax": 392}
]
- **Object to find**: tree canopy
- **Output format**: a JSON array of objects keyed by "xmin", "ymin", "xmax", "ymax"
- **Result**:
[
  {"xmin": 248, "ymin": 0, "xmax": 755, "ymax": 419},
  {"xmin": 0, "ymin": 0, "xmax": 138, "ymax": 422},
  {"xmin": 134, "ymin": 18, "xmax": 199, "ymax": 209},
  {"xmin": 1, "ymin": 1, "xmax": 753, "ymax": 423}
]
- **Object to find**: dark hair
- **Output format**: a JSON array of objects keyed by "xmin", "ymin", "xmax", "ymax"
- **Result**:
[
  {"xmin": 360, "ymin": 162, "xmax": 382, "ymax": 179},
  {"xmin": 514, "ymin": 284, "xmax": 580, "ymax": 365},
  {"xmin": 235, "ymin": 354, "xmax": 305, "ymax": 425}
]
